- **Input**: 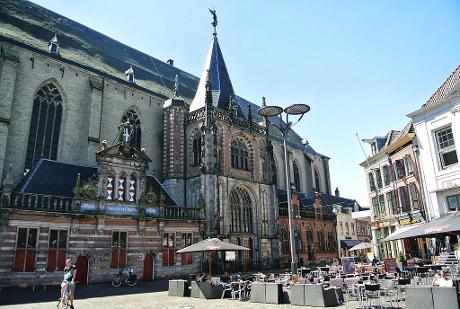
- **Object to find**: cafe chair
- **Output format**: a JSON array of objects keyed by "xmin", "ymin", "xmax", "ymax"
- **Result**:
[{"xmin": 363, "ymin": 283, "xmax": 382, "ymax": 309}]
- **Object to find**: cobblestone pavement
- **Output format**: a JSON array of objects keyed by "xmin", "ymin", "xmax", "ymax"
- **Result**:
[
  {"xmin": 0, "ymin": 281, "xmax": 402, "ymax": 309},
  {"xmin": 1, "ymin": 291, "xmax": 369, "ymax": 309}
]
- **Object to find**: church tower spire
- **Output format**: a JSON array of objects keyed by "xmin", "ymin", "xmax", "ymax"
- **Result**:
[{"xmin": 190, "ymin": 9, "xmax": 236, "ymax": 112}]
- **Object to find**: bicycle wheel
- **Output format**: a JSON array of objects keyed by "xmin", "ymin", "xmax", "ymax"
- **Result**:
[
  {"xmin": 111, "ymin": 276, "xmax": 122, "ymax": 287},
  {"xmin": 127, "ymin": 278, "xmax": 137, "ymax": 287}
]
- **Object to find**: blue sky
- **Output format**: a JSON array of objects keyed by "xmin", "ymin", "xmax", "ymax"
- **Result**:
[{"xmin": 32, "ymin": 0, "xmax": 460, "ymax": 206}]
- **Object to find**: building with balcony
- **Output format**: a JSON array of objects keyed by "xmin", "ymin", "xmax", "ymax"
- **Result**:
[{"xmin": 0, "ymin": 0, "xmax": 335, "ymax": 286}]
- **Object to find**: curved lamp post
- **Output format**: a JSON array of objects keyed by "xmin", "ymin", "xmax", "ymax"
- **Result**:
[{"xmin": 258, "ymin": 102, "xmax": 310, "ymax": 274}]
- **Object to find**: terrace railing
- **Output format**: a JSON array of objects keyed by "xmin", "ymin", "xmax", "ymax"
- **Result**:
[{"xmin": 1, "ymin": 191, "xmax": 204, "ymax": 221}]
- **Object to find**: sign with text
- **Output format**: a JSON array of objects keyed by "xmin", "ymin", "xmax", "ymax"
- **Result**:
[
  {"xmin": 80, "ymin": 202, "xmax": 97, "ymax": 212},
  {"xmin": 342, "ymin": 257, "xmax": 355, "ymax": 274},
  {"xmin": 105, "ymin": 204, "xmax": 138, "ymax": 215},
  {"xmin": 384, "ymin": 258, "xmax": 397, "ymax": 273},
  {"xmin": 145, "ymin": 207, "xmax": 160, "ymax": 217},
  {"xmin": 225, "ymin": 251, "xmax": 236, "ymax": 262},
  {"xmin": 398, "ymin": 212, "xmax": 425, "ymax": 226}
]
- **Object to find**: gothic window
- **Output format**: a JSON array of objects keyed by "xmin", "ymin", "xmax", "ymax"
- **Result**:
[
  {"xmin": 280, "ymin": 225, "xmax": 289, "ymax": 255},
  {"xmin": 306, "ymin": 225, "xmax": 313, "ymax": 243},
  {"xmin": 191, "ymin": 131, "xmax": 201, "ymax": 166},
  {"xmin": 317, "ymin": 227, "xmax": 325, "ymax": 252},
  {"xmin": 229, "ymin": 186, "xmax": 253, "ymax": 233},
  {"xmin": 272, "ymin": 163, "xmax": 278, "ymax": 187},
  {"xmin": 314, "ymin": 169, "xmax": 321, "ymax": 192},
  {"xmin": 231, "ymin": 138, "xmax": 249, "ymax": 170},
  {"xmin": 293, "ymin": 161, "xmax": 301, "ymax": 191},
  {"xmin": 25, "ymin": 82, "xmax": 63, "ymax": 170},
  {"xmin": 120, "ymin": 108, "xmax": 141, "ymax": 148}
]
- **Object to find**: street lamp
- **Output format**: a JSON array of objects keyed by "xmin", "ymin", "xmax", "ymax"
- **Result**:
[{"xmin": 258, "ymin": 101, "xmax": 310, "ymax": 274}]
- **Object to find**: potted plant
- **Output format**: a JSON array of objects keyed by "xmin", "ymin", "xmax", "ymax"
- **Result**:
[{"xmin": 396, "ymin": 251, "xmax": 405, "ymax": 270}]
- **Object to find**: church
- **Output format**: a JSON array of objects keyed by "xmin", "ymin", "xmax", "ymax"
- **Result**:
[{"xmin": 0, "ymin": 0, "xmax": 339, "ymax": 287}]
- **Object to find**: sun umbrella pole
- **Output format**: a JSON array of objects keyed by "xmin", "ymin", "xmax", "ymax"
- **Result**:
[{"xmin": 208, "ymin": 251, "xmax": 213, "ymax": 277}]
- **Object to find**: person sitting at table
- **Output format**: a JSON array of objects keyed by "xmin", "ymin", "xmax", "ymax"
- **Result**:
[
  {"xmin": 306, "ymin": 274, "xmax": 315, "ymax": 283},
  {"xmin": 221, "ymin": 272, "xmax": 231, "ymax": 283},
  {"xmin": 291, "ymin": 274, "xmax": 300, "ymax": 285},
  {"xmin": 371, "ymin": 256, "xmax": 379, "ymax": 267},
  {"xmin": 432, "ymin": 270, "xmax": 453, "ymax": 287},
  {"xmin": 195, "ymin": 273, "xmax": 206, "ymax": 282}
]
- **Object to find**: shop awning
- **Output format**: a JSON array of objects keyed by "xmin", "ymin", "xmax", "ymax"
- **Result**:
[
  {"xmin": 384, "ymin": 213, "xmax": 460, "ymax": 241},
  {"xmin": 340, "ymin": 239, "xmax": 362, "ymax": 249}
]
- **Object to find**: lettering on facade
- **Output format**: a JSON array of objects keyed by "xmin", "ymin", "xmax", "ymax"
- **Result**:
[
  {"xmin": 80, "ymin": 202, "xmax": 97, "ymax": 211},
  {"xmin": 105, "ymin": 204, "xmax": 139, "ymax": 215}
]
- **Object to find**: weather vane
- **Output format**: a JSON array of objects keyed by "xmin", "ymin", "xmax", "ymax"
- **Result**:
[
  {"xmin": 209, "ymin": 8, "xmax": 218, "ymax": 35},
  {"xmin": 173, "ymin": 74, "xmax": 179, "ymax": 97}
]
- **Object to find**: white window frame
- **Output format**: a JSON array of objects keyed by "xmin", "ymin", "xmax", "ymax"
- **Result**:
[{"xmin": 434, "ymin": 125, "xmax": 458, "ymax": 169}]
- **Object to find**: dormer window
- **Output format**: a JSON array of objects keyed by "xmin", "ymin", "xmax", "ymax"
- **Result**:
[
  {"xmin": 48, "ymin": 34, "xmax": 59, "ymax": 55},
  {"xmin": 370, "ymin": 142, "xmax": 377, "ymax": 155},
  {"xmin": 125, "ymin": 66, "xmax": 135, "ymax": 83}
]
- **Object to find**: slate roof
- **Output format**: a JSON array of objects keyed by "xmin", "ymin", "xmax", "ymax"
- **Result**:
[
  {"xmin": 15, "ymin": 158, "xmax": 177, "ymax": 206},
  {"xmin": 422, "ymin": 64, "xmax": 460, "ymax": 109},
  {"xmin": 0, "ymin": 0, "xmax": 199, "ymax": 101},
  {"xmin": 276, "ymin": 189, "xmax": 360, "ymax": 214},
  {"xmin": 15, "ymin": 159, "xmax": 97, "ymax": 197},
  {"xmin": 190, "ymin": 35, "xmax": 236, "ymax": 111},
  {"xmin": 0, "ymin": 0, "xmax": 329, "ymax": 160}
]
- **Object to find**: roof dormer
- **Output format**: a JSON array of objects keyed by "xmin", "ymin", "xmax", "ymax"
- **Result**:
[
  {"xmin": 125, "ymin": 65, "xmax": 134, "ymax": 83},
  {"xmin": 48, "ymin": 34, "xmax": 59, "ymax": 55}
]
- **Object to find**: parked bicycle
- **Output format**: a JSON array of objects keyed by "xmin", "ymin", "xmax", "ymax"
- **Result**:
[{"xmin": 111, "ymin": 266, "xmax": 137, "ymax": 287}]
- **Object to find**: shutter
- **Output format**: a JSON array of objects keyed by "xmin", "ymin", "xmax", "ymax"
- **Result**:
[
  {"xmin": 47, "ymin": 249, "xmax": 57, "ymax": 271},
  {"xmin": 25, "ymin": 250, "xmax": 36, "ymax": 272},
  {"xmin": 111, "ymin": 248, "xmax": 119, "ymax": 268},
  {"xmin": 57, "ymin": 249, "xmax": 67, "ymax": 271},
  {"xmin": 14, "ymin": 249, "xmax": 26, "ymax": 272},
  {"xmin": 119, "ymin": 249, "xmax": 126, "ymax": 268}
]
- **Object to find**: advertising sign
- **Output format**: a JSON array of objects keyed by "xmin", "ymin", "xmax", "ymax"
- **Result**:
[
  {"xmin": 225, "ymin": 251, "xmax": 236, "ymax": 262},
  {"xmin": 342, "ymin": 257, "xmax": 355, "ymax": 274}
]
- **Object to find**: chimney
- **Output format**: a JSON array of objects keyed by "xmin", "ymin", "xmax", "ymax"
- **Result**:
[
  {"xmin": 335, "ymin": 187, "xmax": 340, "ymax": 197},
  {"xmin": 167, "ymin": 59, "xmax": 174, "ymax": 66}
]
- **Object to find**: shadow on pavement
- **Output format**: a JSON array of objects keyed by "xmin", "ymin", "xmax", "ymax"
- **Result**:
[{"xmin": 0, "ymin": 279, "xmax": 168, "ymax": 306}]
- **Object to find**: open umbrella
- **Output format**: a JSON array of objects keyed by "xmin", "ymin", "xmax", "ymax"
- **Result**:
[
  {"xmin": 348, "ymin": 242, "xmax": 376, "ymax": 251},
  {"xmin": 177, "ymin": 238, "xmax": 249, "ymax": 276}
]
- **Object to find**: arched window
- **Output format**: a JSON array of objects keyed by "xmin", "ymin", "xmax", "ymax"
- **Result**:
[
  {"xmin": 272, "ymin": 163, "xmax": 278, "ymax": 187},
  {"xmin": 280, "ymin": 225, "xmax": 289, "ymax": 255},
  {"xmin": 306, "ymin": 225, "xmax": 313, "ymax": 243},
  {"xmin": 327, "ymin": 231, "xmax": 335, "ymax": 252},
  {"xmin": 25, "ymin": 82, "xmax": 63, "ymax": 170},
  {"xmin": 294, "ymin": 228, "xmax": 302, "ymax": 253},
  {"xmin": 314, "ymin": 169, "xmax": 321, "ymax": 192},
  {"xmin": 317, "ymin": 227, "xmax": 325, "ymax": 252},
  {"xmin": 120, "ymin": 108, "xmax": 141, "ymax": 148},
  {"xmin": 231, "ymin": 138, "xmax": 249, "ymax": 170},
  {"xmin": 229, "ymin": 186, "xmax": 253, "ymax": 233},
  {"xmin": 293, "ymin": 161, "xmax": 301, "ymax": 191},
  {"xmin": 191, "ymin": 131, "xmax": 201, "ymax": 166}
]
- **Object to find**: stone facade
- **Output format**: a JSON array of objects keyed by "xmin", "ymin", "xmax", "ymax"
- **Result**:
[{"xmin": 0, "ymin": 4, "xmax": 334, "ymax": 287}]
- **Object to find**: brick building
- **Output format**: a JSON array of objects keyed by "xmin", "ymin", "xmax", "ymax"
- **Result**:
[
  {"xmin": 0, "ymin": 1, "xmax": 335, "ymax": 286},
  {"xmin": 277, "ymin": 190, "xmax": 338, "ymax": 266},
  {"xmin": 360, "ymin": 123, "xmax": 426, "ymax": 259}
]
